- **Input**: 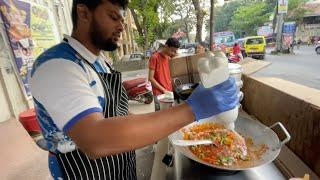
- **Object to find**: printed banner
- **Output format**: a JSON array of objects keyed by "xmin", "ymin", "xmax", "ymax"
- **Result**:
[
  {"xmin": 283, "ymin": 33, "xmax": 293, "ymax": 47},
  {"xmin": 257, "ymin": 26, "xmax": 273, "ymax": 37},
  {"xmin": 278, "ymin": 0, "xmax": 288, "ymax": 14},
  {"xmin": 283, "ymin": 22, "xmax": 296, "ymax": 34},
  {"xmin": 30, "ymin": 3, "xmax": 60, "ymax": 58},
  {"xmin": 0, "ymin": 0, "xmax": 59, "ymax": 97}
]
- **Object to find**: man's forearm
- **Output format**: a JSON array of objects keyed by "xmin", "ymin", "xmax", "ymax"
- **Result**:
[
  {"xmin": 149, "ymin": 78, "xmax": 166, "ymax": 93},
  {"xmin": 69, "ymin": 103, "xmax": 195, "ymax": 159}
]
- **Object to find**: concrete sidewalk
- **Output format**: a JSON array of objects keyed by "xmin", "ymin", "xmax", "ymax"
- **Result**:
[{"xmin": 0, "ymin": 119, "xmax": 50, "ymax": 180}]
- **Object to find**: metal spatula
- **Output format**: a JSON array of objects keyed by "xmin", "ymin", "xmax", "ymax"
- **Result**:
[{"xmin": 171, "ymin": 140, "xmax": 213, "ymax": 146}]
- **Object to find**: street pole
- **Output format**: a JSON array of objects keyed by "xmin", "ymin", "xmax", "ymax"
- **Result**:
[
  {"xmin": 209, "ymin": 0, "xmax": 215, "ymax": 51},
  {"xmin": 275, "ymin": 13, "xmax": 284, "ymax": 52}
]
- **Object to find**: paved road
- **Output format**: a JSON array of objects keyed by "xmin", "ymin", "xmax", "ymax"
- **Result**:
[{"xmin": 255, "ymin": 46, "xmax": 320, "ymax": 90}]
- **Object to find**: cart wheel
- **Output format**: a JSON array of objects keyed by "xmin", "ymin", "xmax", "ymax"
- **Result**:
[{"xmin": 144, "ymin": 92, "xmax": 153, "ymax": 104}]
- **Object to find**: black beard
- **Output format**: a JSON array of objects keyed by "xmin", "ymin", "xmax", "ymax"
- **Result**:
[{"xmin": 89, "ymin": 18, "xmax": 118, "ymax": 51}]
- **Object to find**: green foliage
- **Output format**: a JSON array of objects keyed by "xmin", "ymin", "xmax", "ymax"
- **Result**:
[
  {"xmin": 133, "ymin": 31, "xmax": 145, "ymax": 47},
  {"xmin": 214, "ymin": 1, "xmax": 242, "ymax": 32},
  {"xmin": 223, "ymin": 0, "xmax": 306, "ymax": 36},
  {"xmin": 129, "ymin": 0, "xmax": 176, "ymax": 48},
  {"xmin": 229, "ymin": 2, "xmax": 271, "ymax": 37},
  {"xmin": 172, "ymin": 0, "xmax": 196, "ymax": 42},
  {"xmin": 285, "ymin": 0, "xmax": 308, "ymax": 24}
]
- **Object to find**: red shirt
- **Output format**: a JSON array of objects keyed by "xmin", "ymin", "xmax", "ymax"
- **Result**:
[
  {"xmin": 149, "ymin": 52, "xmax": 173, "ymax": 96},
  {"xmin": 233, "ymin": 44, "xmax": 241, "ymax": 54}
]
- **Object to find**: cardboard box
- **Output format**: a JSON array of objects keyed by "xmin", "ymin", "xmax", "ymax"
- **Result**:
[{"xmin": 169, "ymin": 53, "xmax": 207, "ymax": 83}]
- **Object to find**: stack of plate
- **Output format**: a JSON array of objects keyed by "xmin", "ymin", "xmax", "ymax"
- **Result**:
[{"xmin": 228, "ymin": 63, "xmax": 243, "ymax": 102}]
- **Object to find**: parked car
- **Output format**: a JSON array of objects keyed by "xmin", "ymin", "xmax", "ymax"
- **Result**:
[
  {"xmin": 244, "ymin": 36, "xmax": 266, "ymax": 59},
  {"xmin": 178, "ymin": 43, "xmax": 198, "ymax": 54},
  {"xmin": 130, "ymin": 53, "xmax": 144, "ymax": 61},
  {"xmin": 121, "ymin": 53, "xmax": 144, "ymax": 61}
]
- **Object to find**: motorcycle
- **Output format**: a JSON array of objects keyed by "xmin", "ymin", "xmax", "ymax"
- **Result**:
[
  {"xmin": 228, "ymin": 53, "xmax": 241, "ymax": 63},
  {"xmin": 123, "ymin": 78, "xmax": 154, "ymax": 104}
]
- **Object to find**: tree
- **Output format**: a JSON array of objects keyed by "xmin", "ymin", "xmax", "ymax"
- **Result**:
[
  {"xmin": 209, "ymin": 0, "xmax": 215, "ymax": 50},
  {"xmin": 129, "ymin": 0, "xmax": 175, "ymax": 49},
  {"xmin": 229, "ymin": 2, "xmax": 271, "ymax": 37},
  {"xmin": 285, "ymin": 0, "xmax": 308, "ymax": 25},
  {"xmin": 192, "ymin": 0, "xmax": 207, "ymax": 42},
  {"xmin": 213, "ymin": 1, "xmax": 242, "ymax": 32},
  {"xmin": 265, "ymin": 0, "xmax": 277, "ymax": 12},
  {"xmin": 173, "ymin": 0, "xmax": 196, "ymax": 42}
]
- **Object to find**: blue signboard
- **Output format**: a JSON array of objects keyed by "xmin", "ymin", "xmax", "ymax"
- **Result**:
[
  {"xmin": 145, "ymin": 49, "xmax": 152, "ymax": 58},
  {"xmin": 283, "ymin": 22, "xmax": 296, "ymax": 34}
]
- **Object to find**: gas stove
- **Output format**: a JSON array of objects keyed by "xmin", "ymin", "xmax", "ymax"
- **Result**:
[{"xmin": 166, "ymin": 150, "xmax": 287, "ymax": 180}]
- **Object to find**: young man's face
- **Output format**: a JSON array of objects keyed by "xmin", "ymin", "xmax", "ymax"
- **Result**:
[
  {"xmin": 164, "ymin": 45, "xmax": 178, "ymax": 58},
  {"xmin": 88, "ymin": 1, "xmax": 125, "ymax": 51}
]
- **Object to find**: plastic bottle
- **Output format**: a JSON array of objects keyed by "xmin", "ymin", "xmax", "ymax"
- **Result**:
[{"xmin": 197, "ymin": 51, "xmax": 239, "ymax": 130}]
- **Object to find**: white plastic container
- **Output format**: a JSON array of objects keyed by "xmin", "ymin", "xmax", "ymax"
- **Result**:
[
  {"xmin": 228, "ymin": 63, "xmax": 244, "ymax": 103},
  {"xmin": 197, "ymin": 51, "xmax": 229, "ymax": 88},
  {"xmin": 228, "ymin": 63, "xmax": 243, "ymax": 83},
  {"xmin": 197, "ymin": 51, "xmax": 239, "ymax": 130}
]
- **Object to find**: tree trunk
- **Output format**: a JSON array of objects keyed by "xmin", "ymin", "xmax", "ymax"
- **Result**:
[
  {"xmin": 130, "ymin": 8, "xmax": 143, "ymax": 37},
  {"xmin": 209, "ymin": 0, "xmax": 215, "ymax": 50},
  {"xmin": 192, "ymin": 0, "xmax": 205, "ymax": 42},
  {"xmin": 143, "ymin": 16, "xmax": 148, "ymax": 50},
  {"xmin": 184, "ymin": 20, "xmax": 190, "ymax": 43}
]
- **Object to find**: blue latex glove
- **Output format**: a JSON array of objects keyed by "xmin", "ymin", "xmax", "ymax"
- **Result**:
[{"xmin": 185, "ymin": 77, "xmax": 239, "ymax": 121}]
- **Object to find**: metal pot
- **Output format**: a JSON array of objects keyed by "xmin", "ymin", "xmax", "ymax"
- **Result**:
[
  {"xmin": 173, "ymin": 78, "xmax": 199, "ymax": 101},
  {"xmin": 169, "ymin": 115, "xmax": 291, "ymax": 171}
]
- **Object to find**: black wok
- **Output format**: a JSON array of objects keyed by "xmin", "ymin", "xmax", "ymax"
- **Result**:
[{"xmin": 173, "ymin": 78, "xmax": 199, "ymax": 101}]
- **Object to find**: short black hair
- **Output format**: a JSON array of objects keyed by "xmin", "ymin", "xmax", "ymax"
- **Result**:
[
  {"xmin": 166, "ymin": 38, "xmax": 180, "ymax": 48},
  {"xmin": 72, "ymin": 0, "xmax": 128, "ymax": 29}
]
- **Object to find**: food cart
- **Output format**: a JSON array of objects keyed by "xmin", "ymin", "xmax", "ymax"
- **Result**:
[{"xmin": 150, "ymin": 53, "xmax": 319, "ymax": 180}]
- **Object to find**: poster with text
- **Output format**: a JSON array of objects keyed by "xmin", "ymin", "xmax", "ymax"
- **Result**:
[
  {"xmin": 0, "ymin": 0, "xmax": 59, "ymax": 98},
  {"xmin": 278, "ymin": 0, "xmax": 288, "ymax": 14},
  {"xmin": 0, "ymin": 0, "xmax": 33, "ymax": 97},
  {"xmin": 30, "ymin": 3, "xmax": 59, "ymax": 58}
]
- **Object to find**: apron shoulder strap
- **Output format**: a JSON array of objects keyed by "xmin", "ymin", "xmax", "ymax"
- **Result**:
[{"xmin": 63, "ymin": 38, "xmax": 108, "ymax": 112}]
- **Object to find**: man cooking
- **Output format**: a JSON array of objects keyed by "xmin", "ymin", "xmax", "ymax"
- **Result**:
[
  {"xmin": 148, "ymin": 37, "xmax": 179, "ymax": 111},
  {"xmin": 30, "ymin": 0, "xmax": 239, "ymax": 179}
]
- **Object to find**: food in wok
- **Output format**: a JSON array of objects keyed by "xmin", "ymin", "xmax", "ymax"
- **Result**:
[{"xmin": 182, "ymin": 123, "xmax": 268, "ymax": 167}]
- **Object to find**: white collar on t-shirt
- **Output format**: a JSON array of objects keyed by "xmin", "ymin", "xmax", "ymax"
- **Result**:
[{"xmin": 63, "ymin": 34, "xmax": 100, "ymax": 64}]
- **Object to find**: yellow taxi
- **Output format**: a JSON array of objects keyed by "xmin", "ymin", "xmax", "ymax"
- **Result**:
[{"xmin": 244, "ymin": 36, "xmax": 266, "ymax": 59}]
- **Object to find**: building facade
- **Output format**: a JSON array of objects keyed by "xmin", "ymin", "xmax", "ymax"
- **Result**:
[{"xmin": 296, "ymin": 0, "xmax": 320, "ymax": 41}]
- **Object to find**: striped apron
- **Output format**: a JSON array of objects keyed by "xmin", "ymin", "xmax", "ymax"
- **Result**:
[{"xmin": 56, "ymin": 42, "xmax": 136, "ymax": 180}]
